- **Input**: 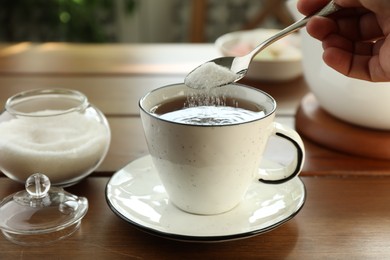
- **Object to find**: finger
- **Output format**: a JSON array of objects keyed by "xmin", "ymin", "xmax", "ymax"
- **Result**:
[
  {"xmin": 336, "ymin": 12, "xmax": 383, "ymax": 41},
  {"xmin": 322, "ymin": 34, "xmax": 353, "ymax": 52},
  {"xmin": 359, "ymin": 12, "xmax": 385, "ymax": 41},
  {"xmin": 372, "ymin": 39, "xmax": 384, "ymax": 55},
  {"xmin": 323, "ymin": 34, "xmax": 377, "ymax": 55},
  {"xmin": 306, "ymin": 16, "xmax": 338, "ymax": 41},
  {"xmin": 334, "ymin": 0, "xmax": 363, "ymax": 8},
  {"xmin": 323, "ymin": 46, "xmax": 390, "ymax": 81},
  {"xmin": 309, "ymin": 11, "xmax": 383, "ymax": 41},
  {"xmin": 369, "ymin": 55, "xmax": 390, "ymax": 81},
  {"xmin": 336, "ymin": 0, "xmax": 390, "ymax": 13},
  {"xmin": 323, "ymin": 47, "xmax": 372, "ymax": 81},
  {"xmin": 377, "ymin": 38, "xmax": 390, "ymax": 80},
  {"xmin": 297, "ymin": 0, "xmax": 331, "ymax": 16}
]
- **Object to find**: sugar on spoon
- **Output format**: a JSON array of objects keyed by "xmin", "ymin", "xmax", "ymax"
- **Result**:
[{"xmin": 185, "ymin": 0, "xmax": 341, "ymax": 90}]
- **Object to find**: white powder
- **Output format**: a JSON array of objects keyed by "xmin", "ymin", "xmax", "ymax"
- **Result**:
[
  {"xmin": 184, "ymin": 62, "xmax": 239, "ymax": 90},
  {"xmin": 0, "ymin": 110, "xmax": 110, "ymax": 185}
]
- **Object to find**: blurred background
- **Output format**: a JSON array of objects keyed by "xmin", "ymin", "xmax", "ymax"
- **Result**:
[{"xmin": 0, "ymin": 0, "xmax": 293, "ymax": 43}]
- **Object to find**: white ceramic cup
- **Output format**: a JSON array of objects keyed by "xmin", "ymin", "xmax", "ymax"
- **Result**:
[{"xmin": 139, "ymin": 83, "xmax": 305, "ymax": 215}]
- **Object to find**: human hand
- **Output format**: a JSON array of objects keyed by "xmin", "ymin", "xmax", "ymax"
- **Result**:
[{"xmin": 297, "ymin": 0, "xmax": 390, "ymax": 82}]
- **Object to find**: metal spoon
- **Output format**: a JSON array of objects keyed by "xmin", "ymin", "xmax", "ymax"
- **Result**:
[{"xmin": 185, "ymin": 0, "xmax": 341, "ymax": 89}]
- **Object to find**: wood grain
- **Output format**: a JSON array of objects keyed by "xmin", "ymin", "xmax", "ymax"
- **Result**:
[
  {"xmin": 296, "ymin": 93, "xmax": 390, "ymax": 160},
  {"xmin": 1, "ymin": 43, "xmax": 390, "ymax": 259},
  {"xmin": 1, "ymin": 176, "xmax": 390, "ymax": 259}
]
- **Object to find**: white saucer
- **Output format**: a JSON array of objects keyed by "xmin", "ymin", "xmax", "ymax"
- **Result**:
[{"xmin": 105, "ymin": 155, "xmax": 306, "ymax": 242}]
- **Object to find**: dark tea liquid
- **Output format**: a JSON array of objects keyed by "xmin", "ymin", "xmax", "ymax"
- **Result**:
[{"xmin": 151, "ymin": 96, "xmax": 266, "ymax": 125}]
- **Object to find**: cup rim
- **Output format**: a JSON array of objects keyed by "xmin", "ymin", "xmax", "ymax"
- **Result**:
[{"xmin": 139, "ymin": 83, "xmax": 276, "ymax": 127}]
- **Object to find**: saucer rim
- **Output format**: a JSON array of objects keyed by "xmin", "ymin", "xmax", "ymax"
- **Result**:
[{"xmin": 105, "ymin": 155, "xmax": 306, "ymax": 242}]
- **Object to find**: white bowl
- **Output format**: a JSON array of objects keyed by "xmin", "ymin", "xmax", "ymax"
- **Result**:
[
  {"xmin": 287, "ymin": 0, "xmax": 390, "ymax": 130},
  {"xmin": 300, "ymin": 29, "xmax": 390, "ymax": 129},
  {"xmin": 215, "ymin": 28, "xmax": 303, "ymax": 82}
]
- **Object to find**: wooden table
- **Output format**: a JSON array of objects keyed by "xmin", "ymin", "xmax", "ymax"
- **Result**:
[{"xmin": 1, "ymin": 43, "xmax": 390, "ymax": 259}]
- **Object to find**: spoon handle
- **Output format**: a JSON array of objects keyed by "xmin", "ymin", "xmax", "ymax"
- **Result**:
[{"xmin": 248, "ymin": 0, "xmax": 341, "ymax": 59}]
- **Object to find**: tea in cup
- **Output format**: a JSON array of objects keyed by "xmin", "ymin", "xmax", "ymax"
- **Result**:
[{"xmin": 139, "ymin": 83, "xmax": 304, "ymax": 215}]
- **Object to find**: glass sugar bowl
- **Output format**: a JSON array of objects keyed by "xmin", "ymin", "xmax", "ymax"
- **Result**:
[{"xmin": 0, "ymin": 89, "xmax": 111, "ymax": 187}]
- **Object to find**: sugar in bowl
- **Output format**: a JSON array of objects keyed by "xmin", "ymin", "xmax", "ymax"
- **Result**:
[{"xmin": 0, "ymin": 89, "xmax": 111, "ymax": 186}]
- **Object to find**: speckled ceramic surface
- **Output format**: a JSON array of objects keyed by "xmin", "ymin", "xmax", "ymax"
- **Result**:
[
  {"xmin": 106, "ymin": 155, "xmax": 306, "ymax": 242},
  {"xmin": 139, "ymin": 83, "xmax": 304, "ymax": 215}
]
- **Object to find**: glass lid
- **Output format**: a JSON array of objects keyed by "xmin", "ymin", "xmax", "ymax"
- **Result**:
[{"xmin": 0, "ymin": 173, "xmax": 88, "ymax": 245}]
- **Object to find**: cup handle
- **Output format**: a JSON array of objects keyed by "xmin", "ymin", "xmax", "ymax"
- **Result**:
[{"xmin": 259, "ymin": 122, "xmax": 305, "ymax": 184}]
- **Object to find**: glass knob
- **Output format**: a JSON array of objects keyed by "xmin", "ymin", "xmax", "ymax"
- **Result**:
[{"xmin": 25, "ymin": 173, "xmax": 51, "ymax": 199}]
